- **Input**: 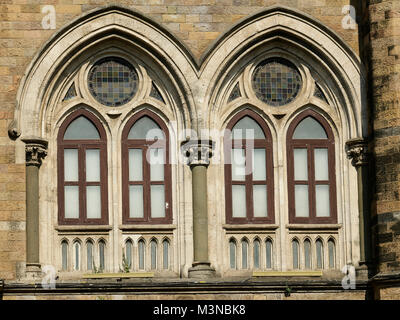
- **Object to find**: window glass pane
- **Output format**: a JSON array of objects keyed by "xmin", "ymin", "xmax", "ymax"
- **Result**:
[
  {"xmin": 253, "ymin": 240, "xmax": 260, "ymax": 269},
  {"xmin": 151, "ymin": 240, "xmax": 157, "ymax": 270},
  {"xmin": 316, "ymin": 185, "xmax": 330, "ymax": 217},
  {"xmin": 231, "ymin": 149, "xmax": 245, "ymax": 181},
  {"xmin": 232, "ymin": 116, "xmax": 265, "ymax": 139},
  {"xmin": 64, "ymin": 149, "xmax": 79, "ymax": 181},
  {"xmin": 232, "ymin": 185, "xmax": 246, "ymax": 218},
  {"xmin": 87, "ymin": 242, "xmax": 93, "ymax": 271},
  {"xmin": 314, "ymin": 148, "xmax": 329, "ymax": 181},
  {"xmin": 293, "ymin": 116, "xmax": 327, "ymax": 139},
  {"xmin": 86, "ymin": 149, "xmax": 100, "ymax": 182},
  {"xmin": 266, "ymin": 240, "xmax": 272, "ymax": 269},
  {"xmin": 62, "ymin": 241, "xmax": 68, "ymax": 271},
  {"xmin": 138, "ymin": 240, "xmax": 145, "ymax": 270},
  {"xmin": 99, "ymin": 241, "xmax": 105, "ymax": 271},
  {"xmin": 128, "ymin": 116, "xmax": 164, "ymax": 140},
  {"xmin": 229, "ymin": 241, "xmax": 236, "ymax": 269},
  {"xmin": 86, "ymin": 186, "xmax": 101, "ymax": 219},
  {"xmin": 295, "ymin": 185, "xmax": 309, "ymax": 217},
  {"xmin": 151, "ymin": 185, "xmax": 165, "ymax": 218},
  {"xmin": 74, "ymin": 242, "xmax": 80, "ymax": 271},
  {"xmin": 129, "ymin": 185, "xmax": 144, "ymax": 218},
  {"xmin": 150, "ymin": 148, "xmax": 164, "ymax": 181},
  {"xmin": 129, "ymin": 149, "xmax": 143, "ymax": 181},
  {"xmin": 304, "ymin": 240, "xmax": 311, "ymax": 269},
  {"xmin": 126, "ymin": 240, "xmax": 132, "ymax": 269},
  {"xmin": 241, "ymin": 240, "xmax": 248, "ymax": 269},
  {"xmin": 328, "ymin": 240, "xmax": 335, "ymax": 269},
  {"xmin": 64, "ymin": 116, "xmax": 100, "ymax": 140},
  {"xmin": 253, "ymin": 185, "xmax": 267, "ymax": 217},
  {"xmin": 65, "ymin": 186, "xmax": 79, "ymax": 219},
  {"xmin": 292, "ymin": 240, "xmax": 299, "ymax": 269},
  {"xmin": 294, "ymin": 148, "xmax": 308, "ymax": 181},
  {"xmin": 253, "ymin": 149, "xmax": 266, "ymax": 180},
  {"xmin": 316, "ymin": 240, "xmax": 323, "ymax": 269},
  {"xmin": 163, "ymin": 240, "xmax": 169, "ymax": 270}
]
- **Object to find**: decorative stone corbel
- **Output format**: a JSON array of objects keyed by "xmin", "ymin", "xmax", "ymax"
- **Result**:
[
  {"xmin": 346, "ymin": 138, "xmax": 368, "ymax": 167},
  {"xmin": 183, "ymin": 139, "xmax": 214, "ymax": 168},
  {"xmin": 21, "ymin": 137, "xmax": 48, "ymax": 167}
]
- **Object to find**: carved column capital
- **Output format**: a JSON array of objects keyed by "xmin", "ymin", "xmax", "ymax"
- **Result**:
[
  {"xmin": 183, "ymin": 139, "xmax": 214, "ymax": 168},
  {"xmin": 21, "ymin": 137, "xmax": 48, "ymax": 167},
  {"xmin": 346, "ymin": 138, "xmax": 368, "ymax": 167}
]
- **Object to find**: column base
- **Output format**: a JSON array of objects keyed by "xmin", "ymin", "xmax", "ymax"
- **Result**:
[
  {"xmin": 25, "ymin": 263, "xmax": 42, "ymax": 280},
  {"xmin": 188, "ymin": 262, "xmax": 216, "ymax": 279}
]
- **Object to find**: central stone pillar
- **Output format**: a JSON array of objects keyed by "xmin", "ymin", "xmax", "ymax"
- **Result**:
[
  {"xmin": 21, "ymin": 137, "xmax": 48, "ymax": 278},
  {"xmin": 346, "ymin": 138, "xmax": 372, "ymax": 276},
  {"xmin": 185, "ymin": 140, "xmax": 216, "ymax": 278}
]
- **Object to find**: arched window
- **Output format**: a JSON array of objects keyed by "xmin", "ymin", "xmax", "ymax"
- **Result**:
[
  {"xmin": 150, "ymin": 239, "xmax": 157, "ymax": 270},
  {"xmin": 292, "ymin": 239, "xmax": 300, "ymax": 269},
  {"xmin": 265, "ymin": 239, "xmax": 273, "ymax": 269},
  {"xmin": 287, "ymin": 110, "xmax": 337, "ymax": 224},
  {"xmin": 138, "ymin": 239, "xmax": 145, "ymax": 270},
  {"xmin": 61, "ymin": 240, "xmax": 68, "ymax": 271},
  {"xmin": 328, "ymin": 238, "xmax": 336, "ymax": 269},
  {"xmin": 224, "ymin": 109, "xmax": 274, "ymax": 223},
  {"xmin": 304, "ymin": 239, "xmax": 312, "ymax": 269},
  {"xmin": 229, "ymin": 239, "xmax": 237, "ymax": 269},
  {"xmin": 241, "ymin": 239, "xmax": 249, "ymax": 269},
  {"xmin": 86, "ymin": 240, "xmax": 93, "ymax": 271},
  {"xmin": 99, "ymin": 240, "xmax": 105, "ymax": 272},
  {"xmin": 122, "ymin": 110, "xmax": 172, "ymax": 224},
  {"xmin": 57, "ymin": 110, "xmax": 108, "ymax": 225},
  {"xmin": 73, "ymin": 241, "xmax": 81, "ymax": 271},
  {"xmin": 316, "ymin": 239, "xmax": 324, "ymax": 269},
  {"xmin": 253, "ymin": 239, "xmax": 260, "ymax": 269},
  {"xmin": 162, "ymin": 239, "xmax": 170, "ymax": 270},
  {"xmin": 125, "ymin": 239, "xmax": 133, "ymax": 269}
]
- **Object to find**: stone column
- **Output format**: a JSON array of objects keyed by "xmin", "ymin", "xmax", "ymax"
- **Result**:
[
  {"xmin": 185, "ymin": 140, "xmax": 216, "ymax": 278},
  {"xmin": 346, "ymin": 138, "xmax": 371, "ymax": 274},
  {"xmin": 21, "ymin": 137, "xmax": 48, "ymax": 278}
]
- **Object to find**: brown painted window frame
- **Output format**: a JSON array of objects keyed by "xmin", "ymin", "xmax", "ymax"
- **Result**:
[
  {"xmin": 287, "ymin": 109, "xmax": 337, "ymax": 224},
  {"xmin": 121, "ymin": 110, "xmax": 172, "ymax": 224},
  {"xmin": 224, "ymin": 109, "xmax": 275, "ymax": 224},
  {"xmin": 57, "ymin": 109, "xmax": 109, "ymax": 225}
]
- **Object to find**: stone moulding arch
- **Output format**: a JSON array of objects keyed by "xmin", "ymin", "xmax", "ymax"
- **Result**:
[
  {"xmin": 12, "ymin": 5, "xmax": 199, "ymax": 140},
  {"xmin": 203, "ymin": 5, "xmax": 366, "ymax": 139}
]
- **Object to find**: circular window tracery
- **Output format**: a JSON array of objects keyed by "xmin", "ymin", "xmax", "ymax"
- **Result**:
[
  {"xmin": 252, "ymin": 58, "xmax": 302, "ymax": 106},
  {"xmin": 88, "ymin": 57, "xmax": 138, "ymax": 107}
]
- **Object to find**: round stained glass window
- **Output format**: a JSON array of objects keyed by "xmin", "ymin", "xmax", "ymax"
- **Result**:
[
  {"xmin": 252, "ymin": 58, "xmax": 302, "ymax": 106},
  {"xmin": 88, "ymin": 57, "xmax": 138, "ymax": 107}
]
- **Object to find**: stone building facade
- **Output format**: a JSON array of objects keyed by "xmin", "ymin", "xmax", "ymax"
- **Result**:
[{"xmin": 0, "ymin": 0, "xmax": 399, "ymax": 300}]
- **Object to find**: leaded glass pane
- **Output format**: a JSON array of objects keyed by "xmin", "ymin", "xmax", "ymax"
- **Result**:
[
  {"xmin": 126, "ymin": 240, "xmax": 132, "ymax": 269},
  {"xmin": 252, "ymin": 58, "xmax": 302, "ymax": 106},
  {"xmin": 293, "ymin": 117, "xmax": 328, "ymax": 139},
  {"xmin": 74, "ymin": 242, "xmax": 80, "ymax": 271},
  {"xmin": 62, "ymin": 241, "xmax": 68, "ymax": 271},
  {"xmin": 232, "ymin": 116, "xmax": 265, "ymax": 139},
  {"xmin": 88, "ymin": 57, "xmax": 138, "ymax": 107},
  {"xmin": 63, "ymin": 83, "xmax": 77, "ymax": 101},
  {"xmin": 150, "ymin": 82, "xmax": 165, "ymax": 103},
  {"xmin": 314, "ymin": 84, "xmax": 327, "ymax": 102},
  {"xmin": 228, "ymin": 82, "xmax": 241, "ymax": 102},
  {"xmin": 64, "ymin": 116, "xmax": 100, "ymax": 140},
  {"xmin": 138, "ymin": 240, "xmax": 145, "ymax": 270},
  {"xmin": 99, "ymin": 241, "xmax": 105, "ymax": 271},
  {"xmin": 128, "ymin": 116, "xmax": 164, "ymax": 140}
]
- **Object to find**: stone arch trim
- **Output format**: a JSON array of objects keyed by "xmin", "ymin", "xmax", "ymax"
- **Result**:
[{"xmin": 13, "ymin": 5, "xmax": 199, "ymax": 139}]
